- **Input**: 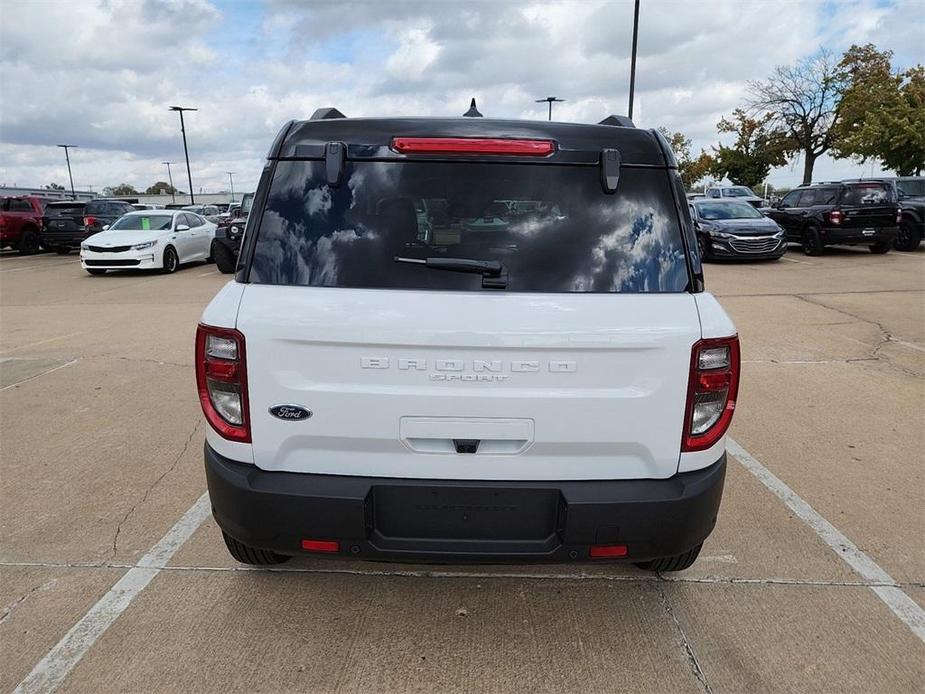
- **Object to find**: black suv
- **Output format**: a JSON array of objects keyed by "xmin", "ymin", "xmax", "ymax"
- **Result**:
[
  {"xmin": 765, "ymin": 181, "xmax": 900, "ymax": 256},
  {"xmin": 211, "ymin": 192, "xmax": 253, "ymax": 273},
  {"xmin": 42, "ymin": 199, "xmax": 137, "ymax": 253},
  {"xmin": 893, "ymin": 177, "xmax": 923, "ymax": 251}
]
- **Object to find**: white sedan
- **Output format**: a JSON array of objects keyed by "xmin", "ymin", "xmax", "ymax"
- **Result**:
[{"xmin": 80, "ymin": 210, "xmax": 215, "ymax": 275}]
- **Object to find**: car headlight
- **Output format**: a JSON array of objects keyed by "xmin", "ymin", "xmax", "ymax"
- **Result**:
[
  {"xmin": 132, "ymin": 241, "xmax": 157, "ymax": 250},
  {"xmin": 708, "ymin": 229, "xmax": 732, "ymax": 239},
  {"xmin": 80, "ymin": 243, "xmax": 89, "ymax": 251},
  {"xmin": 230, "ymin": 225, "xmax": 241, "ymax": 236}
]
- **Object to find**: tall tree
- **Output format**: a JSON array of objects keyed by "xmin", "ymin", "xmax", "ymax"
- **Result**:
[
  {"xmin": 103, "ymin": 183, "xmax": 138, "ymax": 196},
  {"xmin": 831, "ymin": 44, "xmax": 925, "ymax": 176},
  {"xmin": 44, "ymin": 182, "xmax": 65, "ymax": 190},
  {"xmin": 709, "ymin": 109, "xmax": 789, "ymax": 189},
  {"xmin": 747, "ymin": 50, "xmax": 842, "ymax": 184},
  {"xmin": 145, "ymin": 181, "xmax": 178, "ymax": 195},
  {"xmin": 657, "ymin": 127, "xmax": 714, "ymax": 190}
]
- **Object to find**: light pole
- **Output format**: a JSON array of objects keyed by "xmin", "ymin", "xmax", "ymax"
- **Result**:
[
  {"xmin": 168, "ymin": 106, "xmax": 197, "ymax": 204},
  {"xmin": 628, "ymin": 0, "xmax": 640, "ymax": 120},
  {"xmin": 162, "ymin": 162, "xmax": 175, "ymax": 203},
  {"xmin": 534, "ymin": 96, "xmax": 565, "ymax": 121},
  {"xmin": 57, "ymin": 144, "xmax": 77, "ymax": 199},
  {"xmin": 226, "ymin": 172, "xmax": 236, "ymax": 204}
]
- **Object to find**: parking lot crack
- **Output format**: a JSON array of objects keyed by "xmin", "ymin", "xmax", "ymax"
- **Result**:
[
  {"xmin": 108, "ymin": 420, "xmax": 201, "ymax": 562},
  {"xmin": 654, "ymin": 581, "xmax": 713, "ymax": 694},
  {"xmin": 0, "ymin": 579, "xmax": 57, "ymax": 626}
]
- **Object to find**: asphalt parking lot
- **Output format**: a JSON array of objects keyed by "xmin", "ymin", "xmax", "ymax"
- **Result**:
[{"xmin": 1, "ymin": 247, "xmax": 923, "ymax": 693}]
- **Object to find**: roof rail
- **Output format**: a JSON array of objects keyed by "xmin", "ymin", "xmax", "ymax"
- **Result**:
[
  {"xmin": 598, "ymin": 115, "xmax": 635, "ymax": 128},
  {"xmin": 310, "ymin": 107, "xmax": 347, "ymax": 120}
]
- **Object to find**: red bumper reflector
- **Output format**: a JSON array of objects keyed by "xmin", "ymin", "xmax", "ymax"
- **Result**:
[
  {"xmin": 301, "ymin": 539, "xmax": 340, "ymax": 553},
  {"xmin": 392, "ymin": 137, "xmax": 555, "ymax": 156},
  {"xmin": 589, "ymin": 544, "xmax": 628, "ymax": 559}
]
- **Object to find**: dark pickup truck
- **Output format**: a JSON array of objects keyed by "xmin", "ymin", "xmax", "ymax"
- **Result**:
[{"xmin": 764, "ymin": 181, "xmax": 899, "ymax": 256}]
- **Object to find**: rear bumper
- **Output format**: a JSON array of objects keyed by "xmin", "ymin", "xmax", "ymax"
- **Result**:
[
  {"xmin": 42, "ymin": 231, "xmax": 88, "ymax": 248},
  {"xmin": 819, "ymin": 225, "xmax": 898, "ymax": 244},
  {"xmin": 205, "ymin": 444, "xmax": 726, "ymax": 563}
]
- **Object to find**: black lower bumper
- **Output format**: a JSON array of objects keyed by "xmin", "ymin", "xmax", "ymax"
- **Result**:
[
  {"xmin": 205, "ymin": 445, "xmax": 726, "ymax": 563},
  {"xmin": 819, "ymin": 226, "xmax": 898, "ymax": 245},
  {"xmin": 41, "ymin": 232, "xmax": 87, "ymax": 249}
]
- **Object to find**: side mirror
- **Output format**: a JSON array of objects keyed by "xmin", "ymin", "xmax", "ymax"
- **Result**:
[
  {"xmin": 176, "ymin": 224, "xmax": 190, "ymax": 231},
  {"xmin": 102, "ymin": 224, "xmax": 110, "ymax": 231}
]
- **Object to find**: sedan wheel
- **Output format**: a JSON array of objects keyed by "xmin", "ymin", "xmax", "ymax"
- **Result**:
[{"xmin": 161, "ymin": 246, "xmax": 179, "ymax": 274}]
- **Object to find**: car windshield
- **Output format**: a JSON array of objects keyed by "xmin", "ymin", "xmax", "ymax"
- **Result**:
[
  {"xmin": 840, "ymin": 183, "xmax": 891, "ymax": 205},
  {"xmin": 110, "ymin": 215, "xmax": 173, "ymax": 231},
  {"xmin": 896, "ymin": 180, "xmax": 925, "ymax": 197},
  {"xmin": 696, "ymin": 202, "xmax": 763, "ymax": 220},
  {"xmin": 249, "ymin": 160, "xmax": 691, "ymax": 293},
  {"xmin": 722, "ymin": 187, "xmax": 756, "ymax": 197}
]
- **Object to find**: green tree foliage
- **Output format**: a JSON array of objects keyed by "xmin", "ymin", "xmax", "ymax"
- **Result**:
[
  {"xmin": 709, "ymin": 110, "xmax": 789, "ymax": 189},
  {"xmin": 103, "ymin": 183, "xmax": 139, "ymax": 196},
  {"xmin": 145, "ymin": 181, "xmax": 178, "ymax": 195},
  {"xmin": 44, "ymin": 182, "xmax": 65, "ymax": 190},
  {"xmin": 831, "ymin": 44, "xmax": 925, "ymax": 176},
  {"xmin": 657, "ymin": 128, "xmax": 714, "ymax": 190},
  {"xmin": 747, "ymin": 50, "xmax": 842, "ymax": 185}
]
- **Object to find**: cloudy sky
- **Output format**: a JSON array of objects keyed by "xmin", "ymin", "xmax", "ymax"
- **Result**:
[{"xmin": 1, "ymin": 0, "xmax": 922, "ymax": 195}]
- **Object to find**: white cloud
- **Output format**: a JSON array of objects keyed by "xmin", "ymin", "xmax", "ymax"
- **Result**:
[{"xmin": 0, "ymin": 0, "xmax": 920, "ymax": 193}]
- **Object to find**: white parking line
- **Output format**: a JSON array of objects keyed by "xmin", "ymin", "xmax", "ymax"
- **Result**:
[
  {"xmin": 0, "ymin": 359, "xmax": 78, "ymax": 392},
  {"xmin": 779, "ymin": 256, "xmax": 813, "ymax": 265},
  {"xmin": 12, "ymin": 493, "xmax": 212, "ymax": 694},
  {"xmin": 727, "ymin": 437, "xmax": 925, "ymax": 643},
  {"xmin": 196, "ymin": 270, "xmax": 216, "ymax": 277}
]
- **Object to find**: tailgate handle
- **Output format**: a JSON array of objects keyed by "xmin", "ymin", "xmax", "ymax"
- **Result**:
[{"xmin": 453, "ymin": 439, "xmax": 480, "ymax": 454}]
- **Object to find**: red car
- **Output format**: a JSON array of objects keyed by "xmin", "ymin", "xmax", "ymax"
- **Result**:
[{"xmin": 0, "ymin": 196, "xmax": 49, "ymax": 254}]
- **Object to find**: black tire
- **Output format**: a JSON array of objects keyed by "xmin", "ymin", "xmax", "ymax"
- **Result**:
[
  {"xmin": 17, "ymin": 228, "xmax": 40, "ymax": 255},
  {"xmin": 801, "ymin": 227, "xmax": 824, "ymax": 256},
  {"xmin": 212, "ymin": 241, "xmax": 236, "ymax": 274},
  {"xmin": 85, "ymin": 268, "xmax": 107, "ymax": 276},
  {"xmin": 869, "ymin": 240, "xmax": 891, "ymax": 254},
  {"xmin": 696, "ymin": 235, "xmax": 709, "ymax": 261},
  {"xmin": 55, "ymin": 247, "xmax": 71, "ymax": 255},
  {"xmin": 894, "ymin": 219, "xmax": 921, "ymax": 252},
  {"xmin": 222, "ymin": 530, "xmax": 290, "ymax": 565},
  {"xmin": 634, "ymin": 543, "xmax": 703, "ymax": 572},
  {"xmin": 161, "ymin": 245, "xmax": 179, "ymax": 273}
]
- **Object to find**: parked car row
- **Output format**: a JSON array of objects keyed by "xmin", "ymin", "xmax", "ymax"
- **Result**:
[{"xmin": 688, "ymin": 176, "xmax": 922, "ymax": 259}]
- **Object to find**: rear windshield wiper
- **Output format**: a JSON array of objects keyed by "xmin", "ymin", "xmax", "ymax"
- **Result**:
[{"xmin": 394, "ymin": 256, "xmax": 508, "ymax": 289}]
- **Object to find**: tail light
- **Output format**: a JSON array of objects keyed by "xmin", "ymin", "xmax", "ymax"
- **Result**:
[
  {"xmin": 682, "ymin": 336, "xmax": 740, "ymax": 452},
  {"xmin": 195, "ymin": 324, "xmax": 250, "ymax": 442},
  {"xmin": 392, "ymin": 137, "xmax": 555, "ymax": 156},
  {"xmin": 896, "ymin": 208, "xmax": 902, "ymax": 224},
  {"xmin": 828, "ymin": 210, "xmax": 843, "ymax": 225},
  {"xmin": 83, "ymin": 216, "xmax": 97, "ymax": 228}
]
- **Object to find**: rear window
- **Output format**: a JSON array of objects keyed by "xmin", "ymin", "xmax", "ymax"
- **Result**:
[
  {"xmin": 840, "ymin": 183, "xmax": 891, "ymax": 205},
  {"xmin": 249, "ymin": 161, "xmax": 689, "ymax": 293},
  {"xmin": 46, "ymin": 203, "xmax": 85, "ymax": 215}
]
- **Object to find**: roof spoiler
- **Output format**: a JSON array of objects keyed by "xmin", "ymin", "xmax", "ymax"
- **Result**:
[
  {"xmin": 310, "ymin": 107, "xmax": 347, "ymax": 120},
  {"xmin": 598, "ymin": 115, "xmax": 635, "ymax": 128}
]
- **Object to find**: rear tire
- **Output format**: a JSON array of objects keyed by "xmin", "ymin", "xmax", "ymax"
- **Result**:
[
  {"xmin": 221, "ymin": 531, "xmax": 290, "ymax": 565},
  {"xmin": 893, "ymin": 220, "xmax": 921, "ymax": 251},
  {"xmin": 161, "ymin": 245, "xmax": 179, "ymax": 273},
  {"xmin": 55, "ymin": 247, "xmax": 71, "ymax": 255},
  {"xmin": 85, "ymin": 269, "xmax": 107, "ymax": 276},
  {"xmin": 869, "ymin": 241, "xmax": 891, "ymax": 254},
  {"xmin": 212, "ymin": 241, "xmax": 236, "ymax": 274},
  {"xmin": 17, "ymin": 228, "xmax": 40, "ymax": 255},
  {"xmin": 801, "ymin": 227, "xmax": 824, "ymax": 256},
  {"xmin": 634, "ymin": 543, "xmax": 703, "ymax": 572}
]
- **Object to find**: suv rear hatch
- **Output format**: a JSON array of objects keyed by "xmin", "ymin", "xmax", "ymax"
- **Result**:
[
  {"xmin": 837, "ymin": 182, "xmax": 897, "ymax": 229},
  {"xmin": 236, "ymin": 127, "xmax": 702, "ymax": 481},
  {"xmin": 43, "ymin": 202, "xmax": 87, "ymax": 233}
]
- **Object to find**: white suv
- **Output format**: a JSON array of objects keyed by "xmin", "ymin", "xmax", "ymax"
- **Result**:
[{"xmin": 196, "ymin": 109, "xmax": 740, "ymax": 571}]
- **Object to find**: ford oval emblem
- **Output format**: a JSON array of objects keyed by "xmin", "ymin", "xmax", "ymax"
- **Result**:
[{"xmin": 269, "ymin": 405, "xmax": 312, "ymax": 421}]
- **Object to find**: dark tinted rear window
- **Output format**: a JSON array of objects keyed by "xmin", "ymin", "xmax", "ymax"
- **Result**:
[
  {"xmin": 46, "ymin": 202, "xmax": 85, "ymax": 215},
  {"xmin": 840, "ymin": 182, "xmax": 891, "ymax": 205},
  {"xmin": 249, "ymin": 161, "xmax": 689, "ymax": 293}
]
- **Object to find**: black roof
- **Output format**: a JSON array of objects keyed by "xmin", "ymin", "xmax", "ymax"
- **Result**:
[{"xmin": 271, "ymin": 117, "xmax": 669, "ymax": 167}]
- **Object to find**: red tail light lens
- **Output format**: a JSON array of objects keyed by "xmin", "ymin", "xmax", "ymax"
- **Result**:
[
  {"xmin": 83, "ymin": 216, "xmax": 98, "ymax": 228},
  {"xmin": 392, "ymin": 137, "xmax": 555, "ymax": 156},
  {"xmin": 682, "ymin": 336, "xmax": 740, "ymax": 452},
  {"xmin": 195, "ymin": 324, "xmax": 250, "ymax": 442},
  {"xmin": 828, "ymin": 210, "xmax": 843, "ymax": 225}
]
